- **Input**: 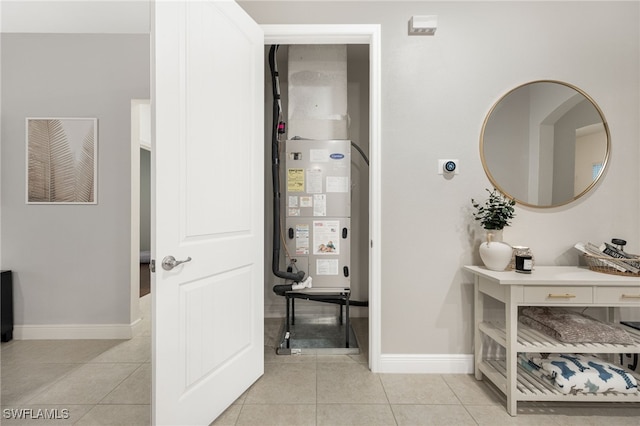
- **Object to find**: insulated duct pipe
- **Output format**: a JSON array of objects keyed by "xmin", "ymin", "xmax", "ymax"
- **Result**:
[
  {"xmin": 272, "ymin": 284, "xmax": 368, "ymax": 306},
  {"xmin": 269, "ymin": 45, "xmax": 306, "ymax": 283}
]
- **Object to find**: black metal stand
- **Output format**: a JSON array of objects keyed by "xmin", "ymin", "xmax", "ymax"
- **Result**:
[{"xmin": 283, "ymin": 289, "xmax": 351, "ymax": 349}]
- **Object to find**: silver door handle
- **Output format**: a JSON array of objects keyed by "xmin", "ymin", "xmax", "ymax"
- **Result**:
[{"xmin": 161, "ymin": 255, "xmax": 192, "ymax": 271}]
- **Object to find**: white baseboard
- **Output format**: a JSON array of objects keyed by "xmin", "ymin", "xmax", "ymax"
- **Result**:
[
  {"xmin": 13, "ymin": 322, "xmax": 137, "ymax": 340},
  {"xmin": 378, "ymin": 354, "xmax": 474, "ymax": 374}
]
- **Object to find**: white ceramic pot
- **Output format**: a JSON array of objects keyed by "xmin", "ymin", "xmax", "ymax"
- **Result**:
[
  {"xmin": 485, "ymin": 228, "xmax": 503, "ymax": 242},
  {"xmin": 479, "ymin": 230, "xmax": 512, "ymax": 271}
]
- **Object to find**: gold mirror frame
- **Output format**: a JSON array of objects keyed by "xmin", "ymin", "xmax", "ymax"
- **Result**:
[{"xmin": 480, "ymin": 80, "xmax": 610, "ymax": 208}]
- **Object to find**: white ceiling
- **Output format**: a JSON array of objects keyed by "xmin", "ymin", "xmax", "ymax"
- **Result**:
[
  {"xmin": 1, "ymin": 0, "xmax": 150, "ymax": 34},
  {"xmin": 1, "ymin": 0, "xmax": 597, "ymax": 34}
]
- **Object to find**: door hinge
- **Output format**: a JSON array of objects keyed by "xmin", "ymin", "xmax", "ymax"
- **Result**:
[{"xmin": 150, "ymin": 259, "xmax": 156, "ymax": 273}]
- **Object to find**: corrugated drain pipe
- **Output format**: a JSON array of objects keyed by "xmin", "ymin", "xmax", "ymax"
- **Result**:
[{"xmin": 269, "ymin": 45, "xmax": 305, "ymax": 283}]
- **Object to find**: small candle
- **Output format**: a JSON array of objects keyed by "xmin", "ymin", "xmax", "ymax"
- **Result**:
[{"xmin": 515, "ymin": 255, "xmax": 532, "ymax": 273}]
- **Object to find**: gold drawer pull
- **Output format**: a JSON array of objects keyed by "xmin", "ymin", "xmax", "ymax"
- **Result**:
[
  {"xmin": 547, "ymin": 293, "xmax": 576, "ymax": 298},
  {"xmin": 621, "ymin": 294, "xmax": 640, "ymax": 299}
]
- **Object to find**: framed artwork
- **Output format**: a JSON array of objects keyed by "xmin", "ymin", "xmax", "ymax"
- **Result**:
[{"xmin": 26, "ymin": 117, "xmax": 98, "ymax": 204}]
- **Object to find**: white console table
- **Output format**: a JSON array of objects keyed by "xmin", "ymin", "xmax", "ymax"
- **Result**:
[{"xmin": 464, "ymin": 265, "xmax": 640, "ymax": 416}]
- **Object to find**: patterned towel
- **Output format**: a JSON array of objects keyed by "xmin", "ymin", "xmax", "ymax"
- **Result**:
[
  {"xmin": 519, "ymin": 353, "xmax": 638, "ymax": 395},
  {"xmin": 519, "ymin": 306, "xmax": 634, "ymax": 344}
]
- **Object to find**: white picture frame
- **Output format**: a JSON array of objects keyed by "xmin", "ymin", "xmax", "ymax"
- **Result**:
[{"xmin": 26, "ymin": 117, "xmax": 98, "ymax": 204}]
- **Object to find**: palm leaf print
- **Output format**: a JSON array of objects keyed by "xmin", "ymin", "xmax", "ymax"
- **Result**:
[
  {"xmin": 75, "ymin": 129, "xmax": 95, "ymax": 202},
  {"xmin": 28, "ymin": 119, "xmax": 76, "ymax": 202}
]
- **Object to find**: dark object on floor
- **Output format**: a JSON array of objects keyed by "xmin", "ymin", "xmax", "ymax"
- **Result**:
[
  {"xmin": 1, "ymin": 270, "xmax": 13, "ymax": 342},
  {"xmin": 140, "ymin": 263, "xmax": 150, "ymax": 297}
]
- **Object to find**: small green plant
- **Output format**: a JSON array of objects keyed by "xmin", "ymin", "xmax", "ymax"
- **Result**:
[{"xmin": 471, "ymin": 188, "xmax": 516, "ymax": 230}]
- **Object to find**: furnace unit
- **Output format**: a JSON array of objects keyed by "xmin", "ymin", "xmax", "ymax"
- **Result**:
[{"xmin": 284, "ymin": 139, "xmax": 351, "ymax": 290}]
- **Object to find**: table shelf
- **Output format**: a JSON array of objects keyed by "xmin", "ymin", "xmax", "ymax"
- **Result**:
[
  {"xmin": 480, "ymin": 359, "xmax": 640, "ymax": 402},
  {"xmin": 479, "ymin": 321, "xmax": 640, "ymax": 354}
]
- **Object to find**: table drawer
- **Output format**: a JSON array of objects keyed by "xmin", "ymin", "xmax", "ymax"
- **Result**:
[
  {"xmin": 595, "ymin": 287, "xmax": 640, "ymax": 304},
  {"xmin": 523, "ymin": 286, "xmax": 592, "ymax": 304}
]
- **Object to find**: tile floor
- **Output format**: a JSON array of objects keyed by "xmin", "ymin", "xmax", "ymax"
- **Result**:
[
  {"xmin": 2, "ymin": 295, "xmax": 640, "ymax": 425},
  {"xmin": 1, "ymin": 295, "xmax": 152, "ymax": 425}
]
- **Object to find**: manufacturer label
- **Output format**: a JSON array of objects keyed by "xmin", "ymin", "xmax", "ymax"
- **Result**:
[{"xmin": 330, "ymin": 153, "xmax": 345, "ymax": 160}]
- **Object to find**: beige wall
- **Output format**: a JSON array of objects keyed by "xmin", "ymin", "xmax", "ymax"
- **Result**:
[
  {"xmin": 240, "ymin": 1, "xmax": 640, "ymax": 355},
  {"xmin": 1, "ymin": 34, "xmax": 150, "ymax": 325}
]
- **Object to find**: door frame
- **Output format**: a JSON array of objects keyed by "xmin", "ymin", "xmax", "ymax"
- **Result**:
[
  {"xmin": 263, "ymin": 24, "xmax": 382, "ymax": 372},
  {"xmin": 129, "ymin": 24, "xmax": 382, "ymax": 371}
]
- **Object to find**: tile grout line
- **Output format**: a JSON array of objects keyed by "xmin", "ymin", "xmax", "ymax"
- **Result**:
[
  {"xmin": 377, "ymin": 374, "xmax": 399, "ymax": 425},
  {"xmin": 12, "ymin": 362, "xmax": 87, "ymax": 407},
  {"xmin": 95, "ymin": 362, "xmax": 147, "ymax": 406},
  {"xmin": 440, "ymin": 374, "xmax": 481, "ymax": 426}
]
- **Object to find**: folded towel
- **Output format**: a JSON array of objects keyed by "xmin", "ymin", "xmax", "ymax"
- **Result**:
[
  {"xmin": 521, "ymin": 353, "xmax": 638, "ymax": 395},
  {"xmin": 519, "ymin": 306, "xmax": 634, "ymax": 344}
]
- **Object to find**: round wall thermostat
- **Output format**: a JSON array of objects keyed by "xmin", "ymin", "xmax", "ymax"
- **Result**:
[{"xmin": 444, "ymin": 160, "xmax": 457, "ymax": 173}]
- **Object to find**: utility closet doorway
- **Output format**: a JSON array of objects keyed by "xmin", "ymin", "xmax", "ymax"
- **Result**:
[
  {"xmin": 263, "ymin": 34, "xmax": 377, "ymax": 367},
  {"xmin": 263, "ymin": 44, "xmax": 370, "ymax": 314}
]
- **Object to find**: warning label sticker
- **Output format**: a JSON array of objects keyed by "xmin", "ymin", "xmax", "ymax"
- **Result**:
[
  {"xmin": 295, "ymin": 224, "xmax": 310, "ymax": 255},
  {"xmin": 287, "ymin": 168, "xmax": 304, "ymax": 192},
  {"xmin": 313, "ymin": 220, "xmax": 339, "ymax": 254},
  {"xmin": 317, "ymin": 259, "xmax": 339, "ymax": 275},
  {"xmin": 300, "ymin": 196, "xmax": 313, "ymax": 208}
]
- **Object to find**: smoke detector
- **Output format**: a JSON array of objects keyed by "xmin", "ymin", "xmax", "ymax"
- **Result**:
[{"xmin": 409, "ymin": 15, "xmax": 437, "ymax": 36}]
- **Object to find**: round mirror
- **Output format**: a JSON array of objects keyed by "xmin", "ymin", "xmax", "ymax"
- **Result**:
[{"xmin": 480, "ymin": 80, "xmax": 610, "ymax": 208}]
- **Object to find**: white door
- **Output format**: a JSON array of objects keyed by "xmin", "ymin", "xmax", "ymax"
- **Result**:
[{"xmin": 152, "ymin": 1, "xmax": 264, "ymax": 424}]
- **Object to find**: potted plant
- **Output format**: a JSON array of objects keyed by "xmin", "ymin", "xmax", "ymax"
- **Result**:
[
  {"xmin": 471, "ymin": 187, "xmax": 516, "ymax": 231},
  {"xmin": 471, "ymin": 188, "xmax": 516, "ymax": 271}
]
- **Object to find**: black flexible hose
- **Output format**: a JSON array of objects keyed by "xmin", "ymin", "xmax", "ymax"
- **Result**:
[
  {"xmin": 269, "ymin": 45, "xmax": 305, "ymax": 283},
  {"xmin": 272, "ymin": 284, "xmax": 368, "ymax": 306},
  {"xmin": 351, "ymin": 141, "xmax": 369, "ymax": 166}
]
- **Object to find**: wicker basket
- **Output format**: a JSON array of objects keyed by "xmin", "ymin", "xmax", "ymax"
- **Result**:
[{"xmin": 583, "ymin": 253, "xmax": 640, "ymax": 276}]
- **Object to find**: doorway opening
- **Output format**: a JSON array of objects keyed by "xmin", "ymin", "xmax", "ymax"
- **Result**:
[
  {"xmin": 263, "ymin": 25, "xmax": 381, "ymax": 370},
  {"xmin": 130, "ymin": 99, "xmax": 151, "ymax": 327}
]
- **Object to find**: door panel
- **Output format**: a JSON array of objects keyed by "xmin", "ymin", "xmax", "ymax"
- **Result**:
[
  {"xmin": 152, "ymin": 1, "xmax": 264, "ymax": 424},
  {"xmin": 181, "ymin": 266, "xmax": 253, "ymax": 389},
  {"xmin": 183, "ymin": 3, "xmax": 254, "ymax": 237}
]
